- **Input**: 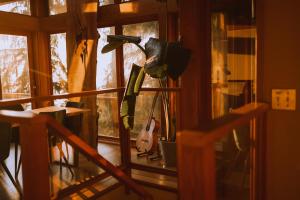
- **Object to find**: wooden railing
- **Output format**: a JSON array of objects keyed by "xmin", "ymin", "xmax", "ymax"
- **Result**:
[
  {"xmin": 177, "ymin": 103, "xmax": 269, "ymax": 200},
  {"xmin": 0, "ymin": 110, "xmax": 153, "ymax": 200},
  {"xmin": 0, "ymin": 87, "xmax": 180, "ymax": 107}
]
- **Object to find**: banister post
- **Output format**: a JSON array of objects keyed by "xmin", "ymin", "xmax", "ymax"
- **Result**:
[
  {"xmin": 177, "ymin": 131, "xmax": 216, "ymax": 200},
  {"xmin": 19, "ymin": 117, "xmax": 50, "ymax": 200}
]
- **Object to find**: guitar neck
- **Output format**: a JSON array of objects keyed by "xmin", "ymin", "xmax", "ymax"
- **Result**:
[{"xmin": 146, "ymin": 91, "xmax": 159, "ymax": 130}]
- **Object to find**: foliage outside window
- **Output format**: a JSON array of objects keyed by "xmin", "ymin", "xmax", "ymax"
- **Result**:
[
  {"xmin": 0, "ymin": 34, "xmax": 31, "ymax": 109},
  {"xmin": 123, "ymin": 21, "xmax": 159, "ymax": 87},
  {"xmin": 99, "ymin": 0, "xmax": 114, "ymax": 6},
  {"xmin": 0, "ymin": 0, "xmax": 30, "ymax": 15},
  {"xmin": 123, "ymin": 21, "xmax": 161, "ymax": 138},
  {"xmin": 49, "ymin": 0, "xmax": 67, "ymax": 15},
  {"xmin": 96, "ymin": 27, "xmax": 119, "ymax": 138},
  {"xmin": 0, "ymin": 34, "xmax": 31, "ymax": 98},
  {"xmin": 50, "ymin": 33, "xmax": 67, "ymax": 106}
]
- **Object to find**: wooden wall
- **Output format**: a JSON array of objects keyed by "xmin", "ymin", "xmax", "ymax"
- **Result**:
[{"xmin": 258, "ymin": 0, "xmax": 300, "ymax": 199}]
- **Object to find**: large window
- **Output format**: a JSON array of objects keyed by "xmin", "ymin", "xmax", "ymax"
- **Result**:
[
  {"xmin": 0, "ymin": 34, "xmax": 31, "ymax": 100},
  {"xmin": 96, "ymin": 27, "xmax": 119, "ymax": 138},
  {"xmin": 0, "ymin": 0, "xmax": 30, "ymax": 15},
  {"xmin": 49, "ymin": 0, "xmax": 67, "ymax": 15},
  {"xmin": 122, "ymin": 21, "xmax": 161, "ymax": 138},
  {"xmin": 50, "ymin": 33, "xmax": 67, "ymax": 106}
]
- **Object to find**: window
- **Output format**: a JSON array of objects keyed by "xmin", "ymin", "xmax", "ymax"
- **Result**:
[
  {"xmin": 0, "ymin": 0, "xmax": 30, "ymax": 15},
  {"xmin": 49, "ymin": 0, "xmax": 67, "ymax": 15},
  {"xmin": 0, "ymin": 34, "xmax": 31, "ymax": 100},
  {"xmin": 50, "ymin": 33, "xmax": 67, "ymax": 106},
  {"xmin": 123, "ymin": 21, "xmax": 159, "ymax": 87},
  {"xmin": 99, "ymin": 0, "xmax": 114, "ymax": 6},
  {"xmin": 122, "ymin": 21, "xmax": 161, "ymax": 138},
  {"xmin": 211, "ymin": 13, "xmax": 256, "ymax": 119},
  {"xmin": 96, "ymin": 27, "xmax": 119, "ymax": 138},
  {"xmin": 96, "ymin": 27, "xmax": 117, "ymax": 89}
]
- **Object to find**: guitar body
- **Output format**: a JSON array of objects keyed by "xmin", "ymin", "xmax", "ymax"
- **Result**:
[{"xmin": 136, "ymin": 118, "xmax": 160, "ymax": 153}]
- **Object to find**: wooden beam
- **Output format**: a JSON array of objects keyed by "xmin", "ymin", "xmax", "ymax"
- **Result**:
[
  {"xmin": 29, "ymin": 0, "xmax": 52, "ymax": 108},
  {"xmin": 39, "ymin": 13, "xmax": 67, "ymax": 33},
  {"xmin": 0, "ymin": 11, "xmax": 39, "ymax": 32},
  {"xmin": 97, "ymin": 0, "xmax": 178, "ymax": 27},
  {"xmin": 178, "ymin": 0, "xmax": 212, "ymax": 130}
]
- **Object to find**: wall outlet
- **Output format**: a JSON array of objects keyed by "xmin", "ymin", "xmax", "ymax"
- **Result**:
[{"xmin": 272, "ymin": 89, "xmax": 296, "ymax": 110}]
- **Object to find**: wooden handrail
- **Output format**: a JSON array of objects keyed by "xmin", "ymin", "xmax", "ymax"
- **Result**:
[
  {"xmin": 0, "ymin": 111, "xmax": 153, "ymax": 200},
  {"xmin": 45, "ymin": 115, "xmax": 152, "ymax": 199},
  {"xmin": 177, "ymin": 102, "xmax": 269, "ymax": 200},
  {"xmin": 0, "ymin": 87, "xmax": 181, "ymax": 107}
]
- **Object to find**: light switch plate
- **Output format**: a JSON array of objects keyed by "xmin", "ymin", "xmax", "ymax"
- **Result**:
[{"xmin": 272, "ymin": 89, "xmax": 296, "ymax": 110}]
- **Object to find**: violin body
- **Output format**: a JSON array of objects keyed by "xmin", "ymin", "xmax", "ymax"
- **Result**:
[{"xmin": 136, "ymin": 118, "xmax": 159, "ymax": 153}]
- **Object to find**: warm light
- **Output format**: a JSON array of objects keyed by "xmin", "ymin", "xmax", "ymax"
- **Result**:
[
  {"xmin": 119, "ymin": 3, "xmax": 138, "ymax": 14},
  {"xmin": 83, "ymin": 2, "xmax": 98, "ymax": 13}
]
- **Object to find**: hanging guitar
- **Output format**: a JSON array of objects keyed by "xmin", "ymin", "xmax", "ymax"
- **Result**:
[{"xmin": 136, "ymin": 91, "xmax": 160, "ymax": 156}]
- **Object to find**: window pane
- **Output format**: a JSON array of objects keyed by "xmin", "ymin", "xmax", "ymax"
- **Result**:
[
  {"xmin": 96, "ymin": 27, "xmax": 118, "ymax": 138},
  {"xmin": 99, "ymin": 0, "xmax": 114, "ymax": 6},
  {"xmin": 0, "ymin": 0, "xmax": 30, "ymax": 15},
  {"xmin": 211, "ymin": 13, "xmax": 256, "ymax": 119},
  {"xmin": 97, "ymin": 93, "xmax": 119, "ymax": 137},
  {"xmin": 50, "ymin": 33, "xmax": 67, "ymax": 106},
  {"xmin": 97, "ymin": 27, "xmax": 117, "ymax": 89},
  {"xmin": 49, "ymin": 0, "xmax": 67, "ymax": 15},
  {"xmin": 123, "ymin": 21, "xmax": 159, "ymax": 87},
  {"xmin": 0, "ymin": 34, "xmax": 31, "ymax": 102}
]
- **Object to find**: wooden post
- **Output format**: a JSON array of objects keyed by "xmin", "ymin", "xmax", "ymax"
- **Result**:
[
  {"xmin": 178, "ymin": 0, "xmax": 212, "ymax": 130},
  {"xmin": 30, "ymin": 0, "xmax": 52, "ymax": 108},
  {"xmin": 19, "ymin": 117, "xmax": 50, "ymax": 200},
  {"xmin": 177, "ymin": 131, "xmax": 216, "ymax": 200},
  {"xmin": 255, "ymin": 113, "xmax": 267, "ymax": 200}
]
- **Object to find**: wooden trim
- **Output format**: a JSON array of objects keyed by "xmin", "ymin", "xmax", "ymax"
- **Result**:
[
  {"xmin": 130, "ymin": 162, "xmax": 177, "ymax": 177},
  {"xmin": 133, "ymin": 178, "xmax": 178, "ymax": 194},
  {"xmin": 26, "ymin": 33, "xmax": 38, "ymax": 105},
  {"xmin": 0, "ymin": 11, "xmax": 39, "ymax": 32},
  {"xmin": 256, "ymin": 0, "xmax": 264, "ymax": 102},
  {"xmin": 39, "ymin": 13, "xmax": 68, "ymax": 33},
  {"xmin": 98, "ymin": 0, "xmax": 163, "ymax": 27}
]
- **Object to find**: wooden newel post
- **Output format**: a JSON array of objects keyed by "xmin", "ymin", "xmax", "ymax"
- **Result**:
[
  {"xmin": 177, "ymin": 131, "xmax": 216, "ymax": 200},
  {"xmin": 20, "ymin": 116, "xmax": 50, "ymax": 200}
]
